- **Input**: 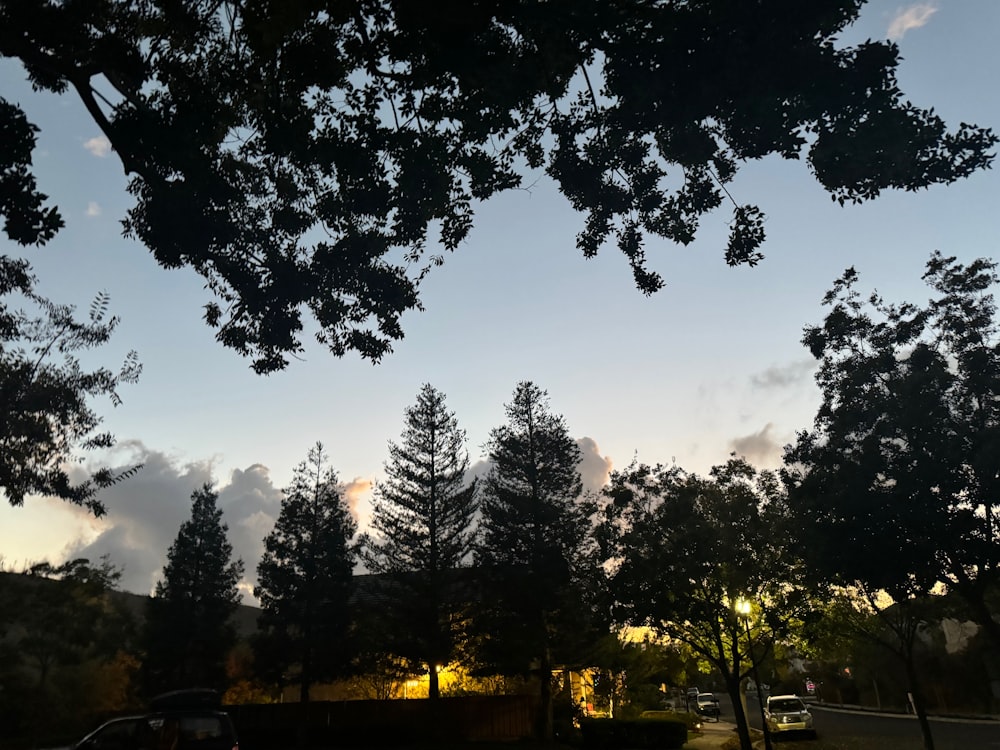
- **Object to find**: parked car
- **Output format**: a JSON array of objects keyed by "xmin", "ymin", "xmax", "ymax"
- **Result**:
[
  {"xmin": 72, "ymin": 716, "xmax": 144, "ymax": 750},
  {"xmin": 764, "ymin": 694, "xmax": 817, "ymax": 739},
  {"xmin": 694, "ymin": 692, "xmax": 721, "ymax": 720},
  {"xmin": 72, "ymin": 690, "xmax": 238, "ymax": 750}
]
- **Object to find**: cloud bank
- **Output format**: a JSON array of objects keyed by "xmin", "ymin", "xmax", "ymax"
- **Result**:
[
  {"xmin": 62, "ymin": 443, "xmax": 284, "ymax": 599},
  {"xmin": 54, "ymin": 436, "xmax": 609, "ymax": 600}
]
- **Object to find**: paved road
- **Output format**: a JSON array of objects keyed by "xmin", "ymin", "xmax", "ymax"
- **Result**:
[
  {"xmin": 699, "ymin": 691, "xmax": 999, "ymax": 749},
  {"xmin": 733, "ymin": 694, "xmax": 1000, "ymax": 750},
  {"xmin": 807, "ymin": 704, "xmax": 1000, "ymax": 750}
]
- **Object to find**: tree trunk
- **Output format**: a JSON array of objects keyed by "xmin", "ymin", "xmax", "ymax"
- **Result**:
[
  {"xmin": 537, "ymin": 648, "xmax": 553, "ymax": 741},
  {"xmin": 904, "ymin": 658, "xmax": 935, "ymax": 750},
  {"xmin": 300, "ymin": 645, "xmax": 312, "ymax": 703},
  {"xmin": 724, "ymin": 674, "xmax": 754, "ymax": 750},
  {"xmin": 429, "ymin": 661, "xmax": 440, "ymax": 700}
]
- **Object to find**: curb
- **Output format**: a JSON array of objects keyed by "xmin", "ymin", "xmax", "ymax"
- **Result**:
[{"xmin": 811, "ymin": 704, "xmax": 1000, "ymax": 725}]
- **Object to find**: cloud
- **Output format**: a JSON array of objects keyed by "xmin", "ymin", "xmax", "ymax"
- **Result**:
[
  {"xmin": 83, "ymin": 136, "xmax": 112, "ymax": 157},
  {"xmin": 86, "ymin": 201, "xmax": 102, "ymax": 217},
  {"xmin": 750, "ymin": 359, "xmax": 816, "ymax": 390},
  {"xmin": 576, "ymin": 437, "xmax": 613, "ymax": 494},
  {"xmin": 51, "ymin": 436, "xmax": 611, "ymax": 593},
  {"xmin": 728, "ymin": 423, "xmax": 784, "ymax": 468},
  {"xmin": 61, "ymin": 443, "xmax": 282, "ymax": 600},
  {"xmin": 888, "ymin": 3, "xmax": 937, "ymax": 41},
  {"xmin": 342, "ymin": 476, "xmax": 374, "ymax": 532}
]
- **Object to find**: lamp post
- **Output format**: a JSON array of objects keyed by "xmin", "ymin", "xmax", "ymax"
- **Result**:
[{"xmin": 735, "ymin": 599, "xmax": 773, "ymax": 750}]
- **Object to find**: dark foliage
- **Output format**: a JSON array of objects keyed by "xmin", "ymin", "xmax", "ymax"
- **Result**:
[
  {"xmin": 359, "ymin": 384, "xmax": 478, "ymax": 699},
  {"xmin": 784, "ymin": 253, "xmax": 1000, "ymax": 650},
  {"xmin": 1, "ymin": 1, "xmax": 994, "ymax": 370},
  {"xmin": 0, "ymin": 258, "xmax": 141, "ymax": 513},
  {"xmin": 0, "ymin": 558, "xmax": 138, "ymax": 744},
  {"xmin": 143, "ymin": 484, "xmax": 244, "ymax": 695},
  {"xmin": 603, "ymin": 456, "xmax": 811, "ymax": 750},
  {"xmin": 475, "ymin": 381, "xmax": 599, "ymax": 739},
  {"xmin": 254, "ymin": 442, "xmax": 356, "ymax": 702}
]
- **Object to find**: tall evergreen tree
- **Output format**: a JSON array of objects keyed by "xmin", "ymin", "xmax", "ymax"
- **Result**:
[
  {"xmin": 359, "ymin": 384, "xmax": 478, "ymax": 700},
  {"xmin": 254, "ymin": 442, "xmax": 357, "ymax": 702},
  {"xmin": 143, "ymin": 484, "xmax": 244, "ymax": 695},
  {"xmin": 475, "ymin": 381, "xmax": 594, "ymax": 740}
]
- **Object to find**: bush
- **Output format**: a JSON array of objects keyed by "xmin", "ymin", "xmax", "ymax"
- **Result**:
[
  {"xmin": 579, "ymin": 717, "xmax": 687, "ymax": 749},
  {"xmin": 638, "ymin": 709, "xmax": 703, "ymax": 732}
]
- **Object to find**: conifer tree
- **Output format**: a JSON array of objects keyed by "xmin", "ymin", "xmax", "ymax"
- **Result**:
[
  {"xmin": 254, "ymin": 442, "xmax": 357, "ymax": 702},
  {"xmin": 143, "ymin": 484, "xmax": 244, "ymax": 694},
  {"xmin": 359, "ymin": 384, "xmax": 478, "ymax": 699},
  {"xmin": 475, "ymin": 381, "xmax": 594, "ymax": 740}
]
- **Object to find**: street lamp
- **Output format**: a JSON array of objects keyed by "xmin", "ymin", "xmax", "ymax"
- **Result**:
[{"xmin": 735, "ymin": 598, "xmax": 773, "ymax": 750}]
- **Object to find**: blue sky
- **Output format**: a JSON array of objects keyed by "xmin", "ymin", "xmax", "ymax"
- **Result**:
[{"xmin": 2, "ymin": 1, "xmax": 999, "ymax": 599}]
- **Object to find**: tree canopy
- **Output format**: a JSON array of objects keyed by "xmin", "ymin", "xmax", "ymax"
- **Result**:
[
  {"xmin": 143, "ymin": 483, "xmax": 244, "ymax": 694},
  {"xmin": 784, "ymin": 252, "xmax": 1000, "ymax": 650},
  {"xmin": 254, "ymin": 442, "xmax": 357, "ymax": 702},
  {"xmin": 604, "ymin": 456, "xmax": 811, "ymax": 750},
  {"xmin": 1, "ymin": 1, "xmax": 995, "ymax": 371},
  {"xmin": 0, "ymin": 260, "xmax": 141, "ymax": 512},
  {"xmin": 475, "ymin": 381, "xmax": 597, "ymax": 739}
]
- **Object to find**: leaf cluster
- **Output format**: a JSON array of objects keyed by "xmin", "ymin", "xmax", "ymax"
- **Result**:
[
  {"xmin": 2, "ymin": 1, "xmax": 994, "ymax": 370},
  {"xmin": 0, "ymin": 259, "xmax": 141, "ymax": 514},
  {"xmin": 785, "ymin": 252, "xmax": 1000, "ymax": 606},
  {"xmin": 603, "ymin": 456, "xmax": 813, "ymax": 679}
]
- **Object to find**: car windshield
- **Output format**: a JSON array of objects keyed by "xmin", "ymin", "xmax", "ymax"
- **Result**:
[
  {"xmin": 697, "ymin": 695, "xmax": 715, "ymax": 703},
  {"xmin": 769, "ymin": 699, "xmax": 804, "ymax": 713}
]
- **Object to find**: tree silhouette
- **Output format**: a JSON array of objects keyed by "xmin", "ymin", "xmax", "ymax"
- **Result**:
[
  {"xmin": 359, "ymin": 384, "xmax": 478, "ymax": 699},
  {"xmin": 605, "ymin": 456, "xmax": 811, "ymax": 750},
  {"xmin": 0, "ymin": 557, "xmax": 137, "ymax": 742},
  {"xmin": 143, "ymin": 484, "xmax": 244, "ymax": 695},
  {"xmin": 254, "ymin": 442, "xmax": 357, "ymax": 702},
  {"xmin": 1, "ymin": 2, "xmax": 994, "ymax": 369},
  {"xmin": 784, "ymin": 252, "xmax": 1000, "ymax": 742},
  {"xmin": 1, "ymin": 259, "xmax": 141, "ymax": 514},
  {"xmin": 475, "ymin": 381, "xmax": 594, "ymax": 740}
]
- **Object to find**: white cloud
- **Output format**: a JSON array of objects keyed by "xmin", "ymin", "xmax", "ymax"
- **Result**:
[
  {"xmin": 86, "ymin": 201, "xmax": 102, "ymax": 217},
  {"xmin": 888, "ymin": 3, "xmax": 937, "ymax": 41},
  {"xmin": 60, "ymin": 444, "xmax": 283, "ymax": 599},
  {"xmin": 83, "ymin": 135, "xmax": 112, "ymax": 157},
  {"xmin": 576, "ymin": 437, "xmax": 613, "ymax": 494},
  {"xmin": 728, "ymin": 423, "xmax": 784, "ymax": 468},
  {"xmin": 342, "ymin": 476, "xmax": 374, "ymax": 531}
]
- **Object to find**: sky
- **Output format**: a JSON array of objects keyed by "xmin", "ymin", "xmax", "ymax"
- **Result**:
[{"xmin": 2, "ymin": 1, "xmax": 999, "ymax": 601}]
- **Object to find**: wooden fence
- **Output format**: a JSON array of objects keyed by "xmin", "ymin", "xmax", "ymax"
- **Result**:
[{"xmin": 227, "ymin": 694, "xmax": 538, "ymax": 748}]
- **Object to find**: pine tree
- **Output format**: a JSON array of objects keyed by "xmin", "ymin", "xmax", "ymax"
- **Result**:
[
  {"xmin": 254, "ymin": 442, "xmax": 357, "ymax": 702},
  {"xmin": 143, "ymin": 484, "xmax": 244, "ymax": 695},
  {"xmin": 475, "ymin": 381, "xmax": 593, "ymax": 740},
  {"xmin": 359, "ymin": 384, "xmax": 478, "ymax": 699}
]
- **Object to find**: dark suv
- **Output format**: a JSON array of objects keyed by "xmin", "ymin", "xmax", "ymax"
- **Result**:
[{"xmin": 72, "ymin": 690, "xmax": 238, "ymax": 750}]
